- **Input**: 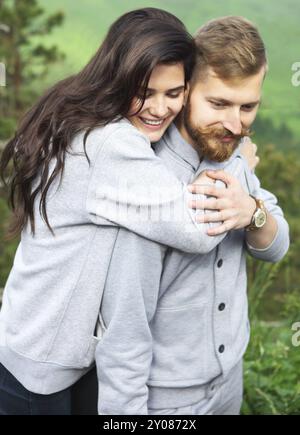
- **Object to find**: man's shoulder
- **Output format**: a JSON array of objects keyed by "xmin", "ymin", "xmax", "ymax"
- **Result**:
[{"xmin": 88, "ymin": 118, "xmax": 146, "ymax": 144}]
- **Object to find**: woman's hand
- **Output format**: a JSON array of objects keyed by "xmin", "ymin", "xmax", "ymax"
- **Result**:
[
  {"xmin": 188, "ymin": 170, "xmax": 257, "ymax": 236},
  {"xmin": 193, "ymin": 170, "xmax": 216, "ymax": 186},
  {"xmin": 239, "ymin": 137, "xmax": 260, "ymax": 171}
]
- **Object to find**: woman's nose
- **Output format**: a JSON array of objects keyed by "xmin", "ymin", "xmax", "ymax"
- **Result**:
[{"xmin": 149, "ymin": 97, "xmax": 168, "ymax": 118}]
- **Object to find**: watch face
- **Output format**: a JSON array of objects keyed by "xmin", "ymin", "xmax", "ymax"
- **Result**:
[{"xmin": 255, "ymin": 210, "xmax": 267, "ymax": 228}]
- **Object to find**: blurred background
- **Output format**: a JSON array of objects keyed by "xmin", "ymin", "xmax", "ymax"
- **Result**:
[{"xmin": 0, "ymin": 0, "xmax": 299, "ymax": 415}]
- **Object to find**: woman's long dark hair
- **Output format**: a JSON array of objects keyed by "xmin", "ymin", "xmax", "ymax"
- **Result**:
[{"xmin": 0, "ymin": 8, "xmax": 196, "ymax": 238}]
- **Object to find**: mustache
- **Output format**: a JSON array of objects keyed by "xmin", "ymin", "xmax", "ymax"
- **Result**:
[{"xmin": 199, "ymin": 126, "xmax": 252, "ymax": 141}]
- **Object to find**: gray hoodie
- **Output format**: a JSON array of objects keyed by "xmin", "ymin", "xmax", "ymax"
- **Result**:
[{"xmin": 0, "ymin": 119, "xmax": 235, "ymax": 395}]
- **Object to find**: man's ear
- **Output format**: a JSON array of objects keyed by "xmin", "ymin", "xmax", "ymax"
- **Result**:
[{"xmin": 183, "ymin": 83, "xmax": 190, "ymax": 106}]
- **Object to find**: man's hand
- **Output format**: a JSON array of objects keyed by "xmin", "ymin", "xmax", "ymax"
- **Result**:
[
  {"xmin": 188, "ymin": 170, "xmax": 257, "ymax": 236},
  {"xmin": 239, "ymin": 137, "xmax": 260, "ymax": 171}
]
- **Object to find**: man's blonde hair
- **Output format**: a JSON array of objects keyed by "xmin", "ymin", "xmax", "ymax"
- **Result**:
[{"xmin": 193, "ymin": 16, "xmax": 267, "ymax": 81}]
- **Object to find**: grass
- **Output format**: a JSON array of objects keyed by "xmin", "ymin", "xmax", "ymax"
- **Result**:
[{"xmin": 243, "ymin": 321, "xmax": 300, "ymax": 415}]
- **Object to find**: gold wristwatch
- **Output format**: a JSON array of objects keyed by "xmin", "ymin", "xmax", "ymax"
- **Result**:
[{"xmin": 245, "ymin": 195, "xmax": 267, "ymax": 232}]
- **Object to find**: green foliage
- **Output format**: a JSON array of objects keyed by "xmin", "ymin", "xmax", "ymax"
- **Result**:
[
  {"xmin": 246, "ymin": 258, "xmax": 283, "ymax": 322},
  {"xmin": 242, "ymin": 320, "xmax": 300, "ymax": 415},
  {"xmin": 0, "ymin": 197, "xmax": 18, "ymax": 289},
  {"xmin": 253, "ymin": 145, "xmax": 300, "ymax": 303},
  {"xmin": 256, "ymin": 144, "xmax": 300, "ymax": 217},
  {"xmin": 241, "ymin": 137, "xmax": 300, "ymax": 414},
  {"xmin": 243, "ymin": 243, "xmax": 300, "ymax": 414},
  {"xmin": 0, "ymin": 0, "xmax": 65, "ymax": 115},
  {"xmin": 243, "ymin": 299, "xmax": 300, "ymax": 416},
  {"xmin": 253, "ymin": 117, "xmax": 298, "ymax": 151},
  {"xmin": 0, "ymin": 117, "xmax": 16, "ymax": 139},
  {"xmin": 282, "ymin": 288, "xmax": 300, "ymax": 325}
]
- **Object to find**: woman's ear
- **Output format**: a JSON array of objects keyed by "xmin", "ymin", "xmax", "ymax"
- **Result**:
[{"xmin": 183, "ymin": 83, "xmax": 190, "ymax": 106}]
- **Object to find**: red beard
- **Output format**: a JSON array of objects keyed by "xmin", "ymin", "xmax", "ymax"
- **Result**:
[{"xmin": 183, "ymin": 103, "xmax": 251, "ymax": 162}]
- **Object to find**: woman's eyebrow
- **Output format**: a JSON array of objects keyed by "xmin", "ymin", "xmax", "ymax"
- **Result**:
[{"xmin": 147, "ymin": 85, "xmax": 185, "ymax": 92}]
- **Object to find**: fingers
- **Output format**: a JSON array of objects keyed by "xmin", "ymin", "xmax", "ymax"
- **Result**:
[
  {"xmin": 189, "ymin": 197, "xmax": 230, "ymax": 211},
  {"xmin": 242, "ymin": 136, "xmax": 251, "ymax": 143},
  {"xmin": 242, "ymin": 136, "xmax": 255, "ymax": 147},
  {"xmin": 188, "ymin": 184, "xmax": 227, "ymax": 197},
  {"xmin": 195, "ymin": 210, "xmax": 232, "ymax": 223},
  {"xmin": 203, "ymin": 170, "xmax": 236, "ymax": 187},
  {"xmin": 249, "ymin": 155, "xmax": 260, "ymax": 171},
  {"xmin": 248, "ymin": 141, "xmax": 258, "ymax": 154},
  {"xmin": 206, "ymin": 221, "xmax": 234, "ymax": 236},
  {"xmin": 240, "ymin": 137, "xmax": 258, "ymax": 157},
  {"xmin": 194, "ymin": 170, "xmax": 216, "ymax": 185}
]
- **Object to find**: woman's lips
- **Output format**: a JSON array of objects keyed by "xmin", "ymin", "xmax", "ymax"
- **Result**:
[{"xmin": 138, "ymin": 116, "xmax": 169, "ymax": 131}]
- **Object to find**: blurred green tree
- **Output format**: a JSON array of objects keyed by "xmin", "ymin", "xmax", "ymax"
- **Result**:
[
  {"xmin": 255, "ymin": 143, "xmax": 300, "ymax": 298},
  {"xmin": 253, "ymin": 116, "xmax": 297, "ymax": 150},
  {"xmin": 0, "ymin": 196, "xmax": 18, "ymax": 290},
  {"xmin": 0, "ymin": 0, "xmax": 64, "ymax": 127}
]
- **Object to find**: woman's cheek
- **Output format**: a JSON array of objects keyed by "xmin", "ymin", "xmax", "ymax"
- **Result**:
[
  {"xmin": 172, "ymin": 97, "xmax": 185, "ymax": 116},
  {"xmin": 128, "ymin": 98, "xmax": 144, "ymax": 116}
]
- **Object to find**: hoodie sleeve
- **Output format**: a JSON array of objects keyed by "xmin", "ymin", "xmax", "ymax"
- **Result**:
[
  {"xmin": 95, "ymin": 229, "xmax": 165, "ymax": 415},
  {"xmin": 244, "ymin": 171, "xmax": 290, "ymax": 263},
  {"xmin": 241, "ymin": 160, "xmax": 290, "ymax": 263},
  {"xmin": 86, "ymin": 125, "xmax": 227, "ymax": 254}
]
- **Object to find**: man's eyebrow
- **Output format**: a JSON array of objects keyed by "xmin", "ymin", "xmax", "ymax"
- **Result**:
[
  {"xmin": 146, "ymin": 85, "xmax": 185, "ymax": 92},
  {"xmin": 241, "ymin": 100, "xmax": 261, "ymax": 106},
  {"xmin": 206, "ymin": 97, "xmax": 261, "ymax": 106}
]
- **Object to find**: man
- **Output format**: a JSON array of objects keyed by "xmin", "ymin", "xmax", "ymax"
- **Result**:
[{"xmin": 85, "ymin": 17, "xmax": 290, "ymax": 415}]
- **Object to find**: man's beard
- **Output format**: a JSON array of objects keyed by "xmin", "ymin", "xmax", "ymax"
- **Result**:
[{"xmin": 183, "ymin": 101, "xmax": 251, "ymax": 162}]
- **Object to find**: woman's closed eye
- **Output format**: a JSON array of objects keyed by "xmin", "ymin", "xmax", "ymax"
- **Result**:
[
  {"xmin": 139, "ymin": 86, "xmax": 185, "ymax": 100},
  {"xmin": 166, "ymin": 91, "xmax": 183, "ymax": 99}
]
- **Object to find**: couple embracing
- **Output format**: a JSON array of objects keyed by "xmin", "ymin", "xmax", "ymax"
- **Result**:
[{"xmin": 0, "ymin": 8, "xmax": 289, "ymax": 415}]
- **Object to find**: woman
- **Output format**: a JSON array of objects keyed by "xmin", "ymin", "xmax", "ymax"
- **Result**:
[
  {"xmin": 0, "ymin": 8, "xmax": 257, "ymax": 415},
  {"xmin": 0, "ymin": 7, "xmax": 217, "ymax": 415}
]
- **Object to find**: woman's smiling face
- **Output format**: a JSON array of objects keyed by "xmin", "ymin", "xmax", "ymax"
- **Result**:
[{"xmin": 128, "ymin": 63, "xmax": 188, "ymax": 143}]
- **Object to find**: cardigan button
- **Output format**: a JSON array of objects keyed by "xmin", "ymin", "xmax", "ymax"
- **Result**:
[{"xmin": 217, "ymin": 259, "xmax": 223, "ymax": 268}]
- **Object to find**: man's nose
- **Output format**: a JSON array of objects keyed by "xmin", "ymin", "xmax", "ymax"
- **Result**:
[{"xmin": 222, "ymin": 110, "xmax": 242, "ymax": 136}]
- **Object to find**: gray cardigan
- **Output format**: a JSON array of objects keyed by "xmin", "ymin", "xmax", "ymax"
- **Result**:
[{"xmin": 96, "ymin": 124, "xmax": 290, "ymax": 414}]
